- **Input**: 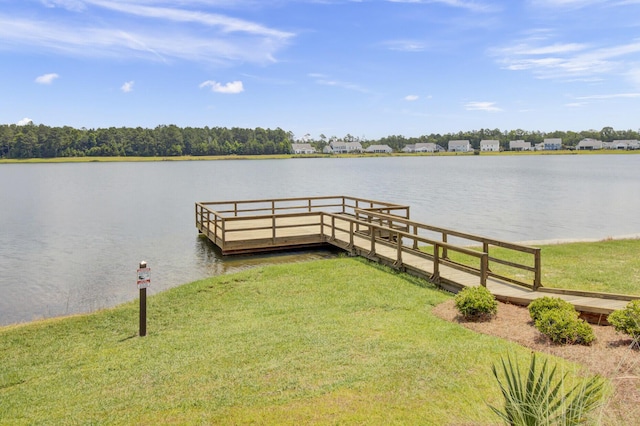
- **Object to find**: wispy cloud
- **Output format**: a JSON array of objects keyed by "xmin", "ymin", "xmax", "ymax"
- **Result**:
[
  {"xmin": 492, "ymin": 33, "xmax": 640, "ymax": 81},
  {"xmin": 199, "ymin": 80, "xmax": 244, "ymax": 94},
  {"xmin": 308, "ymin": 73, "xmax": 369, "ymax": 93},
  {"xmin": 386, "ymin": 0, "xmax": 497, "ymax": 13},
  {"xmin": 464, "ymin": 101, "xmax": 502, "ymax": 111},
  {"xmin": 35, "ymin": 73, "xmax": 59, "ymax": 84},
  {"xmin": 121, "ymin": 81, "xmax": 134, "ymax": 93},
  {"xmin": 576, "ymin": 92, "xmax": 640, "ymax": 99},
  {"xmin": 404, "ymin": 95, "xmax": 419, "ymax": 101},
  {"xmin": 0, "ymin": 1, "xmax": 294, "ymax": 65},
  {"xmin": 381, "ymin": 40, "xmax": 428, "ymax": 52}
]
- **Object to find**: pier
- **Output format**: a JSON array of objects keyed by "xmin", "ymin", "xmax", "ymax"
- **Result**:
[{"xmin": 196, "ymin": 195, "xmax": 638, "ymax": 322}]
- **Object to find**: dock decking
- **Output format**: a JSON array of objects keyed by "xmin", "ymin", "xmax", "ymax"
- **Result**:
[{"xmin": 196, "ymin": 196, "xmax": 638, "ymax": 323}]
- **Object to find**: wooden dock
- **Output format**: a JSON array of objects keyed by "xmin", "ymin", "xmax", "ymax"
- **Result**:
[{"xmin": 196, "ymin": 196, "xmax": 638, "ymax": 323}]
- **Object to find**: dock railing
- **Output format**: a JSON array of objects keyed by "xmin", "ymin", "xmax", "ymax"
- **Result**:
[
  {"xmin": 322, "ymin": 212, "xmax": 489, "ymax": 288},
  {"xmin": 353, "ymin": 209, "xmax": 542, "ymax": 290},
  {"xmin": 195, "ymin": 195, "xmax": 409, "ymax": 251}
]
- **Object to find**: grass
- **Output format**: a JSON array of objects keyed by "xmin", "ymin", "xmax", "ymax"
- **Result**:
[
  {"xmin": 441, "ymin": 238, "xmax": 640, "ymax": 296},
  {"xmin": 0, "ymin": 258, "xmax": 594, "ymax": 425}
]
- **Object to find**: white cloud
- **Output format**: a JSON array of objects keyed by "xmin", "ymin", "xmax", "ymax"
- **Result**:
[
  {"xmin": 309, "ymin": 73, "xmax": 369, "ymax": 93},
  {"xmin": 576, "ymin": 92, "xmax": 640, "ymax": 99},
  {"xmin": 35, "ymin": 73, "xmax": 59, "ymax": 84},
  {"xmin": 121, "ymin": 81, "xmax": 134, "ymax": 93},
  {"xmin": 493, "ymin": 34, "xmax": 640, "ymax": 81},
  {"xmin": 17, "ymin": 117, "xmax": 33, "ymax": 125},
  {"xmin": 382, "ymin": 40, "xmax": 427, "ymax": 52},
  {"xmin": 41, "ymin": 0, "xmax": 87, "ymax": 12},
  {"xmin": 464, "ymin": 101, "xmax": 503, "ymax": 112},
  {"xmin": 386, "ymin": 0, "xmax": 498, "ymax": 13},
  {"xmin": 404, "ymin": 95, "xmax": 419, "ymax": 101},
  {"xmin": 0, "ymin": 1, "xmax": 294, "ymax": 65},
  {"xmin": 199, "ymin": 80, "xmax": 244, "ymax": 94}
]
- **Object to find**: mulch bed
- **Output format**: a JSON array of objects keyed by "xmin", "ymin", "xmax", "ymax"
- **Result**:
[{"xmin": 431, "ymin": 300, "xmax": 640, "ymax": 424}]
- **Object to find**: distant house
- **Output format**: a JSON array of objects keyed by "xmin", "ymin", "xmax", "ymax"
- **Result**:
[
  {"xmin": 326, "ymin": 141, "xmax": 363, "ymax": 154},
  {"xmin": 448, "ymin": 140, "xmax": 471, "ymax": 152},
  {"xmin": 576, "ymin": 138, "xmax": 603, "ymax": 150},
  {"xmin": 509, "ymin": 140, "xmax": 531, "ymax": 151},
  {"xmin": 291, "ymin": 143, "xmax": 316, "ymax": 155},
  {"xmin": 402, "ymin": 144, "xmax": 415, "ymax": 153},
  {"xmin": 329, "ymin": 141, "xmax": 347, "ymax": 153},
  {"xmin": 480, "ymin": 140, "xmax": 500, "ymax": 152},
  {"xmin": 414, "ymin": 142, "xmax": 441, "ymax": 153},
  {"xmin": 611, "ymin": 139, "xmax": 640, "ymax": 150},
  {"xmin": 346, "ymin": 142, "xmax": 363, "ymax": 153},
  {"xmin": 365, "ymin": 144, "xmax": 393, "ymax": 153},
  {"xmin": 543, "ymin": 138, "xmax": 562, "ymax": 150}
]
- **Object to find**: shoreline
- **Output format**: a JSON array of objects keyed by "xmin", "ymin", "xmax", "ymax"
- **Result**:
[
  {"xmin": 516, "ymin": 233, "xmax": 640, "ymax": 246},
  {"xmin": 1, "ymin": 150, "xmax": 639, "ymax": 164}
]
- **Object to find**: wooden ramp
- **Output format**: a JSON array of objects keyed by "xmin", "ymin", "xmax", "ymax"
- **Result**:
[{"xmin": 196, "ymin": 196, "xmax": 638, "ymax": 323}]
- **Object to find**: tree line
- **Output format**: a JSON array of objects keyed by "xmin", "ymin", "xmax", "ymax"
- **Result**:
[
  {"xmin": 304, "ymin": 127, "xmax": 640, "ymax": 152},
  {"xmin": 1, "ymin": 123, "xmax": 638, "ymax": 159},
  {"xmin": 0, "ymin": 124, "xmax": 293, "ymax": 158}
]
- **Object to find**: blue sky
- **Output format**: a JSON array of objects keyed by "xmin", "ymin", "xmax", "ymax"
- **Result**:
[{"xmin": 1, "ymin": 0, "xmax": 639, "ymax": 140}]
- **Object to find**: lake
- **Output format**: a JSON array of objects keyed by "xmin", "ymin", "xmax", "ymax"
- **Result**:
[{"xmin": 1, "ymin": 154, "xmax": 638, "ymax": 325}]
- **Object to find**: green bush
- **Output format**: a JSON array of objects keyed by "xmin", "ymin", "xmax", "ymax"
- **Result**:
[
  {"xmin": 454, "ymin": 286, "xmax": 497, "ymax": 321},
  {"xmin": 535, "ymin": 309, "xmax": 595, "ymax": 345},
  {"xmin": 607, "ymin": 300, "xmax": 640, "ymax": 346},
  {"xmin": 528, "ymin": 296, "xmax": 574, "ymax": 322}
]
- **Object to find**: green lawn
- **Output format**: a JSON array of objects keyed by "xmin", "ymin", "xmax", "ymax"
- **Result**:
[
  {"xmin": 483, "ymin": 239, "xmax": 640, "ymax": 295},
  {"xmin": 0, "ymin": 258, "xmax": 592, "ymax": 425}
]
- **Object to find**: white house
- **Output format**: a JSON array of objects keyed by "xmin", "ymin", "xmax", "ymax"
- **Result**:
[
  {"xmin": 576, "ymin": 138, "xmax": 603, "ymax": 150},
  {"xmin": 414, "ymin": 142, "xmax": 440, "ymax": 152},
  {"xmin": 480, "ymin": 140, "xmax": 500, "ymax": 152},
  {"xmin": 448, "ymin": 140, "xmax": 471, "ymax": 152},
  {"xmin": 291, "ymin": 143, "xmax": 316, "ymax": 154},
  {"xmin": 509, "ymin": 140, "xmax": 531, "ymax": 151},
  {"xmin": 543, "ymin": 138, "xmax": 562, "ymax": 150},
  {"xmin": 365, "ymin": 144, "xmax": 393, "ymax": 153},
  {"xmin": 611, "ymin": 139, "xmax": 640, "ymax": 150},
  {"xmin": 402, "ymin": 144, "xmax": 415, "ymax": 153},
  {"xmin": 346, "ymin": 141, "xmax": 363, "ymax": 153}
]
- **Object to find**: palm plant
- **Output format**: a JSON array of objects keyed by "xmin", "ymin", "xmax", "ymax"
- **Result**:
[{"xmin": 488, "ymin": 353, "xmax": 607, "ymax": 425}]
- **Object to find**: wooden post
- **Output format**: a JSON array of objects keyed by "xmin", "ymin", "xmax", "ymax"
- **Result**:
[
  {"xmin": 433, "ymin": 244, "xmax": 440, "ymax": 283},
  {"xmin": 396, "ymin": 231, "xmax": 402, "ymax": 265},
  {"xmin": 480, "ymin": 254, "xmax": 488, "ymax": 287},
  {"xmin": 349, "ymin": 221, "xmax": 354, "ymax": 249},
  {"xmin": 483, "ymin": 242, "xmax": 490, "ymax": 271},
  {"xmin": 412, "ymin": 225, "xmax": 418, "ymax": 250},
  {"xmin": 442, "ymin": 232, "xmax": 448, "ymax": 259},
  {"xmin": 272, "ymin": 215, "xmax": 276, "ymax": 243},
  {"xmin": 534, "ymin": 249, "xmax": 542, "ymax": 290},
  {"xmin": 331, "ymin": 215, "xmax": 336, "ymax": 241}
]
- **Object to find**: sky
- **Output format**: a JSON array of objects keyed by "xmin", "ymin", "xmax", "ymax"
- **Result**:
[{"xmin": 1, "ymin": 0, "xmax": 640, "ymax": 140}]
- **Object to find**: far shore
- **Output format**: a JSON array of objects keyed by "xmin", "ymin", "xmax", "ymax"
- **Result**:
[{"xmin": 1, "ymin": 149, "xmax": 639, "ymax": 164}]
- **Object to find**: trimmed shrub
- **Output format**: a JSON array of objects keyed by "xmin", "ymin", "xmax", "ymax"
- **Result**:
[
  {"xmin": 528, "ymin": 296, "xmax": 574, "ymax": 322},
  {"xmin": 607, "ymin": 300, "xmax": 640, "ymax": 346},
  {"xmin": 454, "ymin": 286, "xmax": 497, "ymax": 321},
  {"xmin": 535, "ymin": 308, "xmax": 595, "ymax": 345}
]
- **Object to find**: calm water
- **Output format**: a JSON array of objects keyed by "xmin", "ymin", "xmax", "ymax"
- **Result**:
[{"xmin": 1, "ymin": 155, "xmax": 639, "ymax": 325}]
